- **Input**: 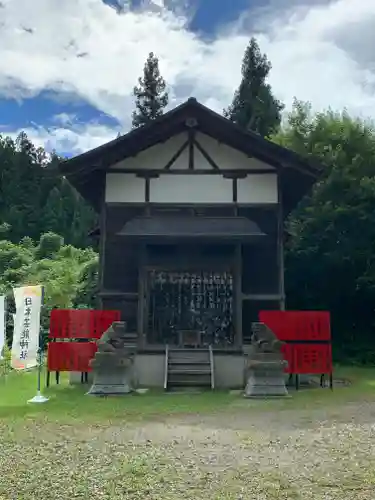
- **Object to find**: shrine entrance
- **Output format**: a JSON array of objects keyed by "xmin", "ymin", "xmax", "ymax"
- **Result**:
[{"xmin": 145, "ymin": 269, "xmax": 235, "ymax": 347}]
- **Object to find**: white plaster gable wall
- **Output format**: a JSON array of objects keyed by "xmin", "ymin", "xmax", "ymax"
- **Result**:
[
  {"xmin": 237, "ymin": 174, "xmax": 278, "ymax": 204},
  {"xmin": 194, "ymin": 132, "xmax": 275, "ymax": 171},
  {"xmin": 109, "ymin": 131, "xmax": 276, "ymax": 172},
  {"xmin": 105, "ymin": 172, "xmax": 278, "ymax": 204},
  {"xmin": 105, "ymin": 129, "xmax": 278, "ymax": 203},
  {"xmin": 105, "ymin": 173, "xmax": 144, "ymax": 203},
  {"xmin": 149, "ymin": 175, "xmax": 233, "ymax": 203},
  {"xmin": 111, "ymin": 133, "xmax": 188, "ymax": 170}
]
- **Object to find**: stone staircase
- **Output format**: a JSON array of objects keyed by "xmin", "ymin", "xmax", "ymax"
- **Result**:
[{"xmin": 164, "ymin": 346, "xmax": 214, "ymax": 391}]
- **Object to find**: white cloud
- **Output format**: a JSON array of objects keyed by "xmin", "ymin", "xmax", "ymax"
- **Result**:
[
  {"xmin": 52, "ymin": 113, "xmax": 76, "ymax": 126},
  {"xmin": 1, "ymin": 122, "xmax": 119, "ymax": 156},
  {"xmin": 0, "ymin": 0, "xmax": 375, "ymax": 153}
]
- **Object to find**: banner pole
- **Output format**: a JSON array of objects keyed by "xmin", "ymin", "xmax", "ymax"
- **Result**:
[
  {"xmin": 28, "ymin": 286, "xmax": 49, "ymax": 404},
  {"xmin": 0, "ymin": 295, "xmax": 7, "ymax": 382}
]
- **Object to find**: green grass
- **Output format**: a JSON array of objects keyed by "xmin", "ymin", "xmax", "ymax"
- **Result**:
[
  {"xmin": 0, "ymin": 370, "xmax": 236, "ymax": 421},
  {"xmin": 1, "ymin": 365, "xmax": 375, "ymax": 422}
]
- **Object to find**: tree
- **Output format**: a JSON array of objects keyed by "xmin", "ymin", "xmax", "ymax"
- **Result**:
[
  {"xmin": 224, "ymin": 37, "xmax": 284, "ymax": 137},
  {"xmin": 274, "ymin": 101, "xmax": 375, "ymax": 363},
  {"xmin": 132, "ymin": 52, "xmax": 169, "ymax": 128},
  {"xmin": 0, "ymin": 132, "xmax": 96, "ymax": 247},
  {"xmin": 73, "ymin": 257, "xmax": 99, "ymax": 309}
]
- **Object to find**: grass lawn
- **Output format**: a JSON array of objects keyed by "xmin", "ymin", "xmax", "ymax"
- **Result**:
[{"xmin": 1, "ymin": 366, "xmax": 375, "ymax": 499}]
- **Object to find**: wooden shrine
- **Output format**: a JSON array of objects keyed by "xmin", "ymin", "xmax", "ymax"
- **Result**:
[{"xmin": 59, "ymin": 98, "xmax": 321, "ymax": 388}]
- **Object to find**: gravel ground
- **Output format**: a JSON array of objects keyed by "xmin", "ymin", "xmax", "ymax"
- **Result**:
[{"xmin": 1, "ymin": 402, "xmax": 375, "ymax": 499}]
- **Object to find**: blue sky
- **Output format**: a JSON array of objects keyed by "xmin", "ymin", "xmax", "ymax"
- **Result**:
[{"xmin": 1, "ymin": 0, "xmax": 375, "ymax": 157}]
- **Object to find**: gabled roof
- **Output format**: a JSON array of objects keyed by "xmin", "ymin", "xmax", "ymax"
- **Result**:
[{"xmin": 59, "ymin": 97, "xmax": 323, "ymax": 213}]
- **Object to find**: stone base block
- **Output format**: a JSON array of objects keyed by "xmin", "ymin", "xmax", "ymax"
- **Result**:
[
  {"xmin": 87, "ymin": 367, "xmax": 134, "ymax": 396},
  {"xmin": 244, "ymin": 368, "xmax": 289, "ymax": 398}
]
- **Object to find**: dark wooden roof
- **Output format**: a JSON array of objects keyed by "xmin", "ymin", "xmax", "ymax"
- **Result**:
[
  {"xmin": 59, "ymin": 97, "xmax": 323, "ymax": 213},
  {"xmin": 116, "ymin": 215, "xmax": 265, "ymax": 241}
]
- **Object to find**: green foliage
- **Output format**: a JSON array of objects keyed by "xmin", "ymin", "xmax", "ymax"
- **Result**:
[
  {"xmin": 224, "ymin": 37, "xmax": 284, "ymax": 137},
  {"xmin": 132, "ymin": 52, "xmax": 169, "ymax": 128},
  {"xmin": 73, "ymin": 258, "xmax": 99, "ymax": 309},
  {"xmin": 35, "ymin": 232, "xmax": 64, "ymax": 259},
  {"xmin": 274, "ymin": 101, "xmax": 375, "ymax": 362},
  {"xmin": 0, "ymin": 343, "xmax": 11, "ymax": 375},
  {"xmin": 0, "ymin": 233, "xmax": 97, "ymax": 348}
]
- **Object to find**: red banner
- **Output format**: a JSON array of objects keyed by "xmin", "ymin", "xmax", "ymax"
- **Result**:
[
  {"xmin": 49, "ymin": 309, "xmax": 121, "ymax": 339},
  {"xmin": 259, "ymin": 310, "xmax": 333, "ymax": 375},
  {"xmin": 259, "ymin": 310, "xmax": 331, "ymax": 341},
  {"xmin": 281, "ymin": 343, "xmax": 294, "ymax": 374},
  {"xmin": 47, "ymin": 342, "xmax": 97, "ymax": 372},
  {"xmin": 91, "ymin": 310, "xmax": 121, "ymax": 339},
  {"xmin": 280, "ymin": 344, "xmax": 332, "ymax": 375},
  {"xmin": 291, "ymin": 344, "xmax": 332, "ymax": 374}
]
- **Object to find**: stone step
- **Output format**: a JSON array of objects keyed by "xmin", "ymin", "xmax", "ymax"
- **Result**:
[
  {"xmin": 168, "ymin": 353, "xmax": 210, "ymax": 361},
  {"xmin": 169, "ymin": 350, "xmax": 209, "ymax": 355},
  {"xmin": 169, "ymin": 360, "xmax": 210, "ymax": 366},
  {"xmin": 167, "ymin": 377, "xmax": 212, "ymax": 387},
  {"xmin": 169, "ymin": 349, "xmax": 209, "ymax": 354},
  {"xmin": 169, "ymin": 368, "xmax": 211, "ymax": 375},
  {"xmin": 165, "ymin": 347, "xmax": 213, "ymax": 390}
]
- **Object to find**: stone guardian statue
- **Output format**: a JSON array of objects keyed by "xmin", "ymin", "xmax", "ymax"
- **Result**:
[
  {"xmin": 87, "ymin": 321, "xmax": 136, "ymax": 396},
  {"xmin": 244, "ymin": 322, "xmax": 289, "ymax": 398}
]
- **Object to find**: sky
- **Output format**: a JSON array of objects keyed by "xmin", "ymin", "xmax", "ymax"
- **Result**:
[{"xmin": 1, "ymin": 0, "xmax": 375, "ymax": 157}]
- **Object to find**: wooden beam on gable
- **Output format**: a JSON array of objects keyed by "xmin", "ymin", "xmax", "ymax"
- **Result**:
[
  {"xmin": 145, "ymin": 177, "xmax": 150, "ymax": 203},
  {"xmin": 193, "ymin": 138, "xmax": 220, "ymax": 170},
  {"xmin": 163, "ymin": 139, "xmax": 189, "ymax": 170},
  {"xmin": 232, "ymin": 178, "xmax": 238, "ymax": 203},
  {"xmin": 222, "ymin": 172, "xmax": 248, "ymax": 179},
  {"xmin": 109, "ymin": 168, "xmax": 274, "ymax": 175},
  {"xmin": 188, "ymin": 129, "xmax": 195, "ymax": 170}
]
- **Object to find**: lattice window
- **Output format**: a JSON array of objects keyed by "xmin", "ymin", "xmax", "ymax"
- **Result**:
[{"xmin": 146, "ymin": 270, "xmax": 234, "ymax": 346}]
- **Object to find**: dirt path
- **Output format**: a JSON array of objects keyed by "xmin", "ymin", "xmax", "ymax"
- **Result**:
[{"xmin": 1, "ymin": 403, "xmax": 375, "ymax": 499}]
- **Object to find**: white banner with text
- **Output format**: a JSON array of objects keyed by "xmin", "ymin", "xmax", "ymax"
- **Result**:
[{"xmin": 11, "ymin": 285, "xmax": 43, "ymax": 370}]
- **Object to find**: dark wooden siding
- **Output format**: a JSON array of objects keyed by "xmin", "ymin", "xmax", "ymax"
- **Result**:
[
  {"xmin": 146, "ymin": 243, "xmax": 235, "ymax": 269},
  {"xmin": 103, "ymin": 205, "xmax": 144, "ymax": 293},
  {"xmin": 101, "ymin": 205, "xmax": 145, "ymax": 330},
  {"xmin": 101, "ymin": 296, "xmax": 138, "ymax": 332},
  {"xmin": 242, "ymin": 240, "xmax": 278, "ymax": 294},
  {"xmin": 239, "ymin": 207, "xmax": 278, "ymax": 295}
]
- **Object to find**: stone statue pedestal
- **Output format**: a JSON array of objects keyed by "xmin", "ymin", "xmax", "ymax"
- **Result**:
[
  {"xmin": 244, "ymin": 353, "xmax": 289, "ymax": 398},
  {"xmin": 86, "ymin": 321, "xmax": 136, "ymax": 396},
  {"xmin": 244, "ymin": 322, "xmax": 289, "ymax": 399},
  {"xmin": 87, "ymin": 354, "xmax": 134, "ymax": 396}
]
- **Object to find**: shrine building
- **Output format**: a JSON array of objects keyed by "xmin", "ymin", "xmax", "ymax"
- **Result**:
[{"xmin": 59, "ymin": 97, "xmax": 321, "ymax": 389}]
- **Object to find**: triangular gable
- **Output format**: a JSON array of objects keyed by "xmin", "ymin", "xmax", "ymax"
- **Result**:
[{"xmin": 59, "ymin": 97, "xmax": 323, "ymax": 212}]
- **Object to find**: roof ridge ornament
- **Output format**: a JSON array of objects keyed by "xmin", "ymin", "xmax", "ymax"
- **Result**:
[{"xmin": 185, "ymin": 117, "xmax": 198, "ymax": 128}]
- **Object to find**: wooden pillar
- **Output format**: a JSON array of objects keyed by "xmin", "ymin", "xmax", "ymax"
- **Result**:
[
  {"xmin": 98, "ymin": 200, "xmax": 107, "ymax": 310},
  {"xmin": 234, "ymin": 243, "xmax": 243, "ymax": 347},
  {"xmin": 137, "ymin": 244, "xmax": 147, "ymax": 348},
  {"xmin": 277, "ymin": 175, "xmax": 285, "ymax": 310}
]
